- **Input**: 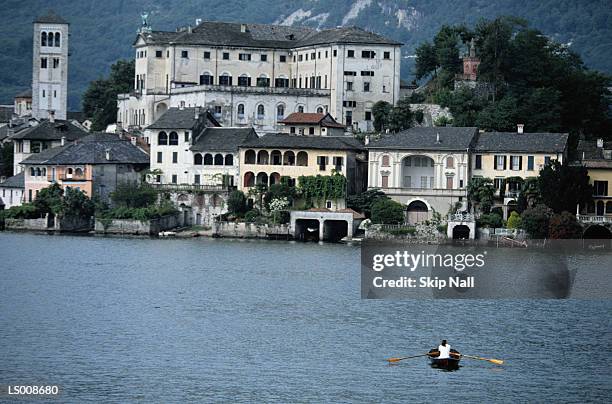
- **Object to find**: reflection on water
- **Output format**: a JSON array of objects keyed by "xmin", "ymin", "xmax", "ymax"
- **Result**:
[{"xmin": 0, "ymin": 233, "xmax": 611, "ymax": 402}]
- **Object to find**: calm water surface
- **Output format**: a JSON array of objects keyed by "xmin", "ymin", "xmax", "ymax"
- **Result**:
[{"xmin": 1, "ymin": 233, "xmax": 610, "ymax": 403}]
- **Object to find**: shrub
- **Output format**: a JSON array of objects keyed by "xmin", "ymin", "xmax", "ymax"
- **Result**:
[
  {"xmin": 477, "ymin": 213, "xmax": 503, "ymax": 228},
  {"xmin": 0, "ymin": 203, "xmax": 41, "ymax": 219},
  {"xmin": 521, "ymin": 204, "xmax": 553, "ymax": 238},
  {"xmin": 506, "ymin": 211, "xmax": 522, "ymax": 229},
  {"xmin": 549, "ymin": 211, "xmax": 583, "ymax": 239},
  {"xmin": 111, "ymin": 181, "xmax": 157, "ymax": 208},
  {"xmin": 387, "ymin": 227, "xmax": 416, "ymax": 236},
  {"xmin": 227, "ymin": 190, "xmax": 247, "ymax": 216},
  {"xmin": 244, "ymin": 209, "xmax": 260, "ymax": 223},
  {"xmin": 371, "ymin": 198, "xmax": 405, "ymax": 224}
]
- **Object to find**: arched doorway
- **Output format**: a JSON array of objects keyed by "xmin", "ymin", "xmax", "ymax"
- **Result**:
[
  {"xmin": 583, "ymin": 225, "xmax": 612, "ymax": 239},
  {"xmin": 155, "ymin": 103, "xmax": 168, "ymax": 119},
  {"xmin": 406, "ymin": 200, "xmax": 429, "ymax": 224},
  {"xmin": 507, "ymin": 200, "xmax": 518, "ymax": 218},
  {"xmin": 452, "ymin": 225, "xmax": 471, "ymax": 240}
]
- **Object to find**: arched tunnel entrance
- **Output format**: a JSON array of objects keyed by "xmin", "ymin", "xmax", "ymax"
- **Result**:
[
  {"xmin": 322, "ymin": 220, "xmax": 349, "ymax": 242},
  {"xmin": 583, "ymin": 225, "xmax": 612, "ymax": 239},
  {"xmin": 452, "ymin": 224, "xmax": 471, "ymax": 240},
  {"xmin": 295, "ymin": 219, "xmax": 320, "ymax": 242}
]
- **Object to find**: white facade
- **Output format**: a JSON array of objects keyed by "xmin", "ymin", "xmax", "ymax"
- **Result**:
[
  {"xmin": 368, "ymin": 149, "xmax": 470, "ymax": 221},
  {"xmin": 0, "ymin": 183, "xmax": 24, "ymax": 209},
  {"xmin": 117, "ymin": 22, "xmax": 401, "ymax": 134},
  {"xmin": 32, "ymin": 18, "xmax": 69, "ymax": 120}
]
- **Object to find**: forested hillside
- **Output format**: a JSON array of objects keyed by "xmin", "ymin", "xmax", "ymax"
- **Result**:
[{"xmin": 1, "ymin": 0, "xmax": 610, "ymax": 110}]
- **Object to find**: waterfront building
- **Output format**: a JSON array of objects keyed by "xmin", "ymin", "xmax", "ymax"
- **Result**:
[
  {"xmin": 19, "ymin": 133, "xmax": 149, "ymax": 203},
  {"xmin": 117, "ymin": 19, "xmax": 402, "ymax": 134},
  {"xmin": 472, "ymin": 126, "xmax": 568, "ymax": 218},
  {"xmin": 14, "ymin": 90, "xmax": 32, "ymax": 117},
  {"xmin": 366, "ymin": 127, "xmax": 477, "ymax": 223},
  {"xmin": 0, "ymin": 173, "xmax": 25, "ymax": 209},
  {"xmin": 575, "ymin": 139, "xmax": 612, "ymax": 223},
  {"xmin": 9, "ymin": 117, "xmax": 89, "ymax": 175},
  {"xmin": 238, "ymin": 134, "xmax": 367, "ymax": 209},
  {"xmin": 278, "ymin": 112, "xmax": 345, "ymax": 136},
  {"xmin": 32, "ymin": 11, "xmax": 69, "ymax": 121}
]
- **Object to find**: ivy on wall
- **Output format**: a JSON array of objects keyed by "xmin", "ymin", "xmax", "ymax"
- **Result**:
[{"xmin": 297, "ymin": 173, "xmax": 347, "ymax": 206}]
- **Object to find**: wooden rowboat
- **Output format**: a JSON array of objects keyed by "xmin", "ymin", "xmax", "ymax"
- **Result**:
[{"xmin": 428, "ymin": 348, "xmax": 461, "ymax": 370}]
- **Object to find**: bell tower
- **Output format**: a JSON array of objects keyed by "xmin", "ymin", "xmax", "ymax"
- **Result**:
[{"xmin": 32, "ymin": 11, "xmax": 69, "ymax": 120}]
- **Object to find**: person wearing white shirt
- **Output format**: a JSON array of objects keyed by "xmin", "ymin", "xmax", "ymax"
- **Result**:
[{"xmin": 438, "ymin": 340, "xmax": 451, "ymax": 359}]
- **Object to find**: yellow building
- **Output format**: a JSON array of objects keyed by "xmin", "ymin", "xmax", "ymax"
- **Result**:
[
  {"xmin": 472, "ymin": 128, "xmax": 568, "ymax": 217},
  {"xmin": 238, "ymin": 134, "xmax": 366, "ymax": 208},
  {"xmin": 575, "ymin": 139, "xmax": 612, "ymax": 223}
]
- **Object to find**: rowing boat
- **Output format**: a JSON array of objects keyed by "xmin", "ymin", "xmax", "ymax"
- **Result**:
[{"xmin": 428, "ymin": 348, "xmax": 461, "ymax": 370}]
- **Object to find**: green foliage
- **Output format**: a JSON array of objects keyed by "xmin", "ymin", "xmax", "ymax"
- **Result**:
[
  {"xmin": 33, "ymin": 183, "xmax": 64, "ymax": 215},
  {"xmin": 506, "ymin": 211, "xmax": 522, "ymax": 229},
  {"xmin": 537, "ymin": 161, "xmax": 593, "ymax": 214},
  {"xmin": 244, "ymin": 209, "xmax": 260, "ymax": 223},
  {"xmin": 467, "ymin": 177, "xmax": 495, "ymax": 212},
  {"xmin": 548, "ymin": 211, "xmax": 582, "ymax": 239},
  {"xmin": 477, "ymin": 213, "xmax": 503, "ymax": 228},
  {"xmin": 82, "ymin": 59, "xmax": 134, "ymax": 131},
  {"xmin": 111, "ymin": 181, "xmax": 157, "ymax": 208},
  {"xmin": 433, "ymin": 116, "xmax": 453, "ymax": 127},
  {"xmin": 414, "ymin": 109, "xmax": 425, "ymax": 125},
  {"xmin": 385, "ymin": 226, "xmax": 417, "ymax": 236},
  {"xmin": 98, "ymin": 200, "xmax": 177, "ymax": 221},
  {"xmin": 521, "ymin": 203, "xmax": 554, "ymax": 238},
  {"xmin": 372, "ymin": 101, "xmax": 392, "ymax": 132},
  {"xmin": 346, "ymin": 189, "xmax": 389, "ymax": 218},
  {"xmin": 227, "ymin": 190, "xmax": 247, "ymax": 216},
  {"xmin": 386, "ymin": 97, "xmax": 414, "ymax": 132},
  {"xmin": 0, "ymin": 203, "xmax": 40, "ymax": 220},
  {"xmin": 297, "ymin": 174, "xmax": 346, "ymax": 206},
  {"xmin": 371, "ymin": 198, "xmax": 405, "ymax": 224},
  {"xmin": 0, "ymin": 143, "xmax": 13, "ymax": 178},
  {"xmin": 60, "ymin": 187, "xmax": 95, "ymax": 218},
  {"xmin": 415, "ymin": 41, "xmax": 437, "ymax": 80},
  {"xmin": 264, "ymin": 184, "xmax": 296, "ymax": 210}
]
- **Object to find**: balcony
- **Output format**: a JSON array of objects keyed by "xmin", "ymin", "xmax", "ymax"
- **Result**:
[
  {"xmin": 146, "ymin": 183, "xmax": 234, "ymax": 192},
  {"xmin": 170, "ymin": 84, "xmax": 331, "ymax": 98},
  {"xmin": 447, "ymin": 213, "xmax": 475, "ymax": 222},
  {"xmin": 577, "ymin": 215, "xmax": 612, "ymax": 224},
  {"xmin": 381, "ymin": 187, "xmax": 467, "ymax": 197}
]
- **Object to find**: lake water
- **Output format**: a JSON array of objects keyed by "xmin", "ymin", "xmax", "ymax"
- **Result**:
[{"xmin": 1, "ymin": 233, "xmax": 611, "ymax": 402}]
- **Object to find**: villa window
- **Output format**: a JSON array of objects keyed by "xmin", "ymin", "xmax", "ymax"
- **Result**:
[
  {"xmin": 157, "ymin": 152, "xmax": 162, "ymax": 163},
  {"xmin": 237, "ymin": 103, "xmax": 245, "ymax": 118},
  {"xmin": 403, "ymin": 175, "xmax": 411, "ymax": 188},
  {"xmin": 347, "ymin": 50, "xmax": 355, "ymax": 58},
  {"xmin": 53, "ymin": 58, "xmax": 59, "ymax": 68},
  {"xmin": 181, "ymin": 50, "xmax": 189, "ymax": 58},
  {"xmin": 317, "ymin": 156, "xmax": 328, "ymax": 171},
  {"xmin": 238, "ymin": 53, "xmax": 251, "ymax": 61},
  {"xmin": 527, "ymin": 156, "xmax": 534, "ymax": 170},
  {"xmin": 199, "ymin": 73, "xmax": 213, "ymax": 85},
  {"xmin": 158, "ymin": 131, "xmax": 168, "ymax": 145},
  {"xmin": 172, "ymin": 152, "xmax": 178, "ymax": 164},
  {"xmin": 171, "ymin": 174, "xmax": 177, "ymax": 184},
  {"xmin": 594, "ymin": 181, "xmax": 608, "ymax": 196},
  {"xmin": 298, "ymin": 106, "xmax": 304, "ymax": 113},
  {"xmin": 41, "ymin": 32, "xmax": 47, "ymax": 46},
  {"xmin": 494, "ymin": 178, "xmax": 504, "ymax": 190},
  {"xmin": 309, "ymin": 127, "xmax": 315, "ymax": 135},
  {"xmin": 382, "ymin": 155, "xmax": 390, "ymax": 167},
  {"xmin": 203, "ymin": 51, "xmax": 210, "ymax": 59},
  {"xmin": 275, "ymin": 78, "xmax": 289, "ymax": 88},
  {"xmin": 257, "ymin": 105, "xmax": 265, "ymax": 119},
  {"xmin": 545, "ymin": 156, "xmax": 551, "ymax": 166},
  {"xmin": 279, "ymin": 55, "xmax": 287, "ymax": 62},
  {"xmin": 474, "ymin": 155, "xmax": 482, "ymax": 169},
  {"xmin": 169, "ymin": 132, "xmax": 179, "ymax": 145},
  {"xmin": 510, "ymin": 156, "xmax": 522, "ymax": 170},
  {"xmin": 219, "ymin": 74, "xmax": 232, "ymax": 86},
  {"xmin": 238, "ymin": 75, "xmax": 251, "ymax": 86},
  {"xmin": 257, "ymin": 76, "xmax": 270, "ymax": 87},
  {"xmin": 363, "ymin": 82, "xmax": 370, "ymax": 92},
  {"xmin": 317, "ymin": 107, "xmax": 324, "ymax": 114},
  {"xmin": 54, "ymin": 33, "xmax": 60, "ymax": 47},
  {"xmin": 194, "ymin": 174, "xmax": 200, "ymax": 184},
  {"xmin": 384, "ymin": 51, "xmax": 391, "ymax": 59},
  {"xmin": 41, "ymin": 58, "xmax": 48, "ymax": 68},
  {"xmin": 261, "ymin": 54, "xmax": 268, "ymax": 62},
  {"xmin": 495, "ymin": 155, "xmax": 506, "ymax": 170},
  {"xmin": 362, "ymin": 50, "xmax": 375, "ymax": 58},
  {"xmin": 381, "ymin": 175, "xmax": 389, "ymax": 188},
  {"xmin": 223, "ymin": 52, "xmax": 230, "ymax": 60},
  {"xmin": 333, "ymin": 156, "xmax": 343, "ymax": 170},
  {"xmin": 446, "ymin": 177, "xmax": 453, "ymax": 189},
  {"xmin": 194, "ymin": 154, "xmax": 203, "ymax": 165},
  {"xmin": 214, "ymin": 106, "xmax": 222, "ymax": 117},
  {"xmin": 276, "ymin": 105, "xmax": 285, "ymax": 119},
  {"xmin": 446, "ymin": 156, "xmax": 454, "ymax": 169},
  {"xmin": 225, "ymin": 155, "xmax": 233, "ymax": 166}
]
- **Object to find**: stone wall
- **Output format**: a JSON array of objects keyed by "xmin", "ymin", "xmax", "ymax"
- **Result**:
[
  {"xmin": 213, "ymin": 221, "xmax": 290, "ymax": 239},
  {"xmin": 409, "ymin": 103, "xmax": 453, "ymax": 127},
  {"xmin": 95, "ymin": 213, "xmax": 181, "ymax": 235},
  {"xmin": 5, "ymin": 217, "xmax": 49, "ymax": 231}
]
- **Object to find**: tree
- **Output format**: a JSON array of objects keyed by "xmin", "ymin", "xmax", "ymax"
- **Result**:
[
  {"xmin": 433, "ymin": 25, "xmax": 461, "ymax": 79},
  {"xmin": 0, "ymin": 143, "xmax": 13, "ymax": 178},
  {"xmin": 537, "ymin": 161, "xmax": 592, "ymax": 214},
  {"xmin": 549, "ymin": 211, "xmax": 583, "ymax": 239},
  {"xmin": 82, "ymin": 59, "xmax": 135, "ymax": 131},
  {"xmin": 372, "ymin": 100, "xmax": 392, "ymax": 132},
  {"xmin": 467, "ymin": 177, "xmax": 495, "ymax": 213},
  {"xmin": 371, "ymin": 198, "xmax": 405, "ymax": 224},
  {"xmin": 227, "ymin": 190, "xmax": 247, "ymax": 216},
  {"xmin": 387, "ymin": 97, "xmax": 413, "ymax": 132},
  {"xmin": 111, "ymin": 181, "xmax": 157, "ymax": 208},
  {"xmin": 521, "ymin": 204, "xmax": 553, "ymax": 238},
  {"xmin": 264, "ymin": 183, "xmax": 296, "ymax": 210},
  {"xmin": 506, "ymin": 211, "xmax": 522, "ymax": 229},
  {"xmin": 59, "ymin": 187, "xmax": 95, "ymax": 218},
  {"xmin": 415, "ymin": 41, "xmax": 438, "ymax": 80},
  {"xmin": 346, "ymin": 189, "xmax": 389, "ymax": 218},
  {"xmin": 517, "ymin": 177, "xmax": 540, "ymax": 212},
  {"xmin": 33, "ymin": 183, "xmax": 64, "ymax": 215}
]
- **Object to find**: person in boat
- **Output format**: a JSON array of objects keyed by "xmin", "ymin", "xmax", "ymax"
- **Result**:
[{"xmin": 430, "ymin": 340, "xmax": 460, "ymax": 359}]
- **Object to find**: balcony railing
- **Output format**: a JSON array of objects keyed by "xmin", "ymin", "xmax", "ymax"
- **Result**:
[
  {"xmin": 382, "ymin": 187, "xmax": 467, "ymax": 196},
  {"xmin": 170, "ymin": 84, "xmax": 331, "ymax": 97},
  {"xmin": 146, "ymin": 183, "xmax": 234, "ymax": 192},
  {"xmin": 576, "ymin": 215, "xmax": 612, "ymax": 224},
  {"xmin": 447, "ymin": 213, "xmax": 475, "ymax": 222}
]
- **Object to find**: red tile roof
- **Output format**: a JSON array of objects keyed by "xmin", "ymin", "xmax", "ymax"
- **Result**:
[{"xmin": 280, "ymin": 112, "xmax": 345, "ymax": 128}]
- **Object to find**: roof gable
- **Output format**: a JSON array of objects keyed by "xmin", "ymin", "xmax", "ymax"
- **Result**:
[
  {"xmin": 368, "ymin": 127, "xmax": 478, "ymax": 151},
  {"xmin": 474, "ymin": 132, "xmax": 569, "ymax": 153}
]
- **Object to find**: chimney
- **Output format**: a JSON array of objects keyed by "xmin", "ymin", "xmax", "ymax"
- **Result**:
[
  {"xmin": 61, "ymin": 136, "xmax": 66, "ymax": 146},
  {"xmin": 517, "ymin": 124, "xmax": 524, "ymax": 134},
  {"xmin": 187, "ymin": 25, "xmax": 192, "ymax": 33},
  {"xmin": 240, "ymin": 24, "xmax": 247, "ymax": 33},
  {"xmin": 364, "ymin": 136, "xmax": 369, "ymax": 145},
  {"xmin": 49, "ymin": 110, "xmax": 55, "ymax": 123},
  {"xmin": 435, "ymin": 132, "xmax": 441, "ymax": 144},
  {"xmin": 105, "ymin": 149, "xmax": 111, "ymax": 161},
  {"xmin": 195, "ymin": 106, "xmax": 200, "ymax": 120},
  {"xmin": 195, "ymin": 18, "xmax": 202, "ymax": 26},
  {"xmin": 596, "ymin": 138, "xmax": 604, "ymax": 148},
  {"xmin": 131, "ymin": 136, "xmax": 137, "ymax": 146}
]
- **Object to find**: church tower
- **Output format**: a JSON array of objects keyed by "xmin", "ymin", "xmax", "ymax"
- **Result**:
[{"xmin": 32, "ymin": 11, "xmax": 69, "ymax": 120}]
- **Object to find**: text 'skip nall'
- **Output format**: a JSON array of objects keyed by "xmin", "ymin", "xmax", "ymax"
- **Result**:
[{"xmin": 370, "ymin": 251, "xmax": 487, "ymax": 290}]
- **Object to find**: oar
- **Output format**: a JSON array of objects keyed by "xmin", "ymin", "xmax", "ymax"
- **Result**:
[
  {"xmin": 461, "ymin": 354, "xmax": 504, "ymax": 365},
  {"xmin": 386, "ymin": 354, "xmax": 429, "ymax": 363}
]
